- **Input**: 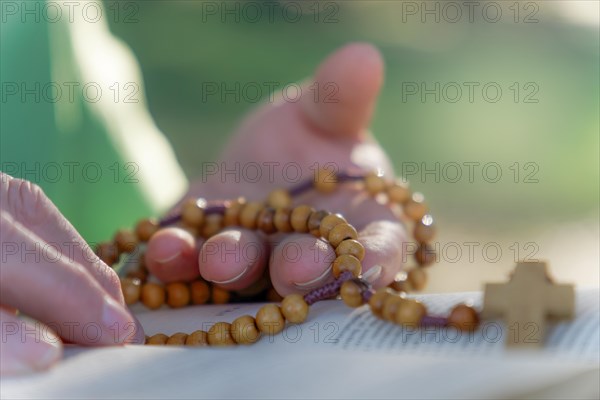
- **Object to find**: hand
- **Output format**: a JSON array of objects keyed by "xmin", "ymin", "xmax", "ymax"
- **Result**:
[
  {"xmin": 0, "ymin": 173, "xmax": 144, "ymax": 375},
  {"xmin": 146, "ymin": 43, "xmax": 408, "ymax": 295}
]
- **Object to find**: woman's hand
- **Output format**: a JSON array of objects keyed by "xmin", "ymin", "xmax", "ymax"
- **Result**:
[
  {"xmin": 0, "ymin": 173, "xmax": 144, "ymax": 375},
  {"xmin": 146, "ymin": 43, "xmax": 408, "ymax": 295}
]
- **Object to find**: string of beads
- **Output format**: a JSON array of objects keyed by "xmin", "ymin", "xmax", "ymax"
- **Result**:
[{"xmin": 95, "ymin": 169, "xmax": 480, "ymax": 346}]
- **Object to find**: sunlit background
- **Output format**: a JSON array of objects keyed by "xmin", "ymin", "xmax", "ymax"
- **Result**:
[{"xmin": 1, "ymin": 0, "xmax": 598, "ymax": 291}]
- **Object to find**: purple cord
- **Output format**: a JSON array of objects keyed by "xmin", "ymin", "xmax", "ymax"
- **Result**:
[
  {"xmin": 159, "ymin": 214, "xmax": 181, "ymax": 227},
  {"xmin": 159, "ymin": 202, "xmax": 228, "ymax": 227},
  {"xmin": 420, "ymin": 315, "xmax": 448, "ymax": 327},
  {"xmin": 289, "ymin": 180, "xmax": 315, "ymax": 197},
  {"xmin": 362, "ymin": 288, "xmax": 375, "ymax": 302},
  {"xmin": 206, "ymin": 204, "xmax": 227, "ymax": 214},
  {"xmin": 159, "ymin": 172, "xmax": 368, "ymax": 227},
  {"xmin": 289, "ymin": 172, "xmax": 366, "ymax": 197},
  {"xmin": 336, "ymin": 171, "xmax": 366, "ymax": 183},
  {"xmin": 303, "ymin": 271, "xmax": 353, "ymax": 305}
]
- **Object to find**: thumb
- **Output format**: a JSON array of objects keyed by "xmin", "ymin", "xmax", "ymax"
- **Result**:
[
  {"xmin": 300, "ymin": 43, "xmax": 384, "ymax": 138},
  {"xmin": 0, "ymin": 310, "xmax": 62, "ymax": 375}
]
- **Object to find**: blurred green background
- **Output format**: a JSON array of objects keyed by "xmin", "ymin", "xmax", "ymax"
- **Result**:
[
  {"xmin": 1, "ymin": 1, "xmax": 598, "ymax": 289},
  {"xmin": 106, "ymin": 0, "xmax": 599, "ymax": 229},
  {"xmin": 106, "ymin": 0, "xmax": 599, "ymax": 289}
]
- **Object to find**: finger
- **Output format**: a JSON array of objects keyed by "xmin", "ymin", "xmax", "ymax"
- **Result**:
[
  {"xmin": 300, "ymin": 42, "xmax": 384, "ymax": 138},
  {"xmin": 338, "ymin": 193, "xmax": 407, "ymax": 287},
  {"xmin": 269, "ymin": 234, "xmax": 336, "ymax": 296},
  {"xmin": 270, "ymin": 218, "xmax": 407, "ymax": 295},
  {"xmin": 145, "ymin": 227, "xmax": 202, "ymax": 283},
  {"xmin": 0, "ymin": 173, "xmax": 123, "ymax": 302},
  {"xmin": 0, "ymin": 212, "xmax": 144, "ymax": 345},
  {"xmin": 357, "ymin": 220, "xmax": 408, "ymax": 288},
  {"xmin": 198, "ymin": 229, "xmax": 268, "ymax": 291},
  {"xmin": 0, "ymin": 310, "xmax": 62, "ymax": 375}
]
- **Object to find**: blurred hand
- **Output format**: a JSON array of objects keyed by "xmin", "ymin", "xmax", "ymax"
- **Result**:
[
  {"xmin": 146, "ymin": 43, "xmax": 408, "ymax": 295},
  {"xmin": 0, "ymin": 173, "xmax": 144, "ymax": 375}
]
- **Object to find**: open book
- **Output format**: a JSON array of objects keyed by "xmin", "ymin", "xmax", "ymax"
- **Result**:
[{"xmin": 3, "ymin": 289, "xmax": 599, "ymax": 399}]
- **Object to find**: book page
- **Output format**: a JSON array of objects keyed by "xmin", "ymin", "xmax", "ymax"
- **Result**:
[
  {"xmin": 135, "ymin": 288, "xmax": 599, "ymax": 361},
  {"xmin": 327, "ymin": 289, "xmax": 600, "ymax": 362},
  {"xmin": 2, "ymin": 289, "xmax": 598, "ymax": 399}
]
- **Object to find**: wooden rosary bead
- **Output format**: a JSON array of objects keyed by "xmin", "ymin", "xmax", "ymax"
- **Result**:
[
  {"xmin": 332, "ymin": 254, "xmax": 362, "ymax": 278},
  {"xmin": 166, "ymin": 332, "xmax": 188, "ymax": 346},
  {"xmin": 223, "ymin": 198, "xmax": 246, "ymax": 226},
  {"xmin": 257, "ymin": 207, "xmax": 277, "ymax": 234},
  {"xmin": 207, "ymin": 322, "xmax": 236, "ymax": 346},
  {"xmin": 121, "ymin": 277, "xmax": 142, "ymax": 305},
  {"xmin": 235, "ymin": 275, "xmax": 271, "ymax": 298},
  {"xmin": 340, "ymin": 280, "xmax": 363, "ymax": 308},
  {"xmin": 126, "ymin": 268, "xmax": 148, "ymax": 283},
  {"xmin": 211, "ymin": 286, "xmax": 231, "ymax": 304},
  {"xmin": 255, "ymin": 304, "xmax": 285, "ymax": 335},
  {"xmin": 102, "ymin": 169, "xmax": 442, "ymax": 349},
  {"xmin": 388, "ymin": 281, "xmax": 411, "ymax": 293},
  {"xmin": 135, "ymin": 218, "xmax": 160, "ymax": 242},
  {"xmin": 266, "ymin": 287, "xmax": 284, "ymax": 302},
  {"xmin": 388, "ymin": 272, "xmax": 411, "ymax": 292},
  {"xmin": 307, "ymin": 210, "xmax": 330, "ymax": 237},
  {"xmin": 395, "ymin": 299, "xmax": 426, "ymax": 326},
  {"xmin": 273, "ymin": 208, "xmax": 293, "ymax": 232},
  {"xmin": 114, "ymin": 229, "xmax": 138, "ymax": 254},
  {"xmin": 382, "ymin": 294, "xmax": 405, "ymax": 321},
  {"xmin": 290, "ymin": 205, "xmax": 314, "ymax": 233},
  {"xmin": 146, "ymin": 333, "xmax": 169, "ymax": 345},
  {"xmin": 180, "ymin": 224, "xmax": 199, "ymax": 238},
  {"xmin": 166, "ymin": 282, "xmax": 191, "ymax": 308},
  {"xmin": 138, "ymin": 251, "xmax": 148, "ymax": 271},
  {"xmin": 319, "ymin": 214, "xmax": 346, "ymax": 239},
  {"xmin": 239, "ymin": 201, "xmax": 264, "ymax": 230},
  {"xmin": 96, "ymin": 242, "xmax": 119, "ymax": 266},
  {"xmin": 335, "ymin": 239, "xmax": 365, "ymax": 261},
  {"xmin": 365, "ymin": 172, "xmax": 386, "ymax": 195},
  {"xmin": 415, "ymin": 243, "xmax": 436, "ymax": 267},
  {"xmin": 231, "ymin": 315, "xmax": 260, "ymax": 345},
  {"xmin": 181, "ymin": 198, "xmax": 205, "ymax": 227},
  {"xmin": 447, "ymin": 304, "xmax": 480, "ymax": 332},
  {"xmin": 185, "ymin": 330, "xmax": 209, "ymax": 346},
  {"xmin": 230, "ymin": 275, "xmax": 271, "ymax": 298},
  {"xmin": 190, "ymin": 280, "xmax": 211, "ymax": 304},
  {"xmin": 314, "ymin": 168, "xmax": 337, "ymax": 193},
  {"xmin": 328, "ymin": 223, "xmax": 358, "ymax": 248},
  {"xmin": 235, "ymin": 275, "xmax": 271, "ymax": 297},
  {"xmin": 414, "ymin": 215, "xmax": 436, "ymax": 243},
  {"xmin": 141, "ymin": 282, "xmax": 166, "ymax": 310},
  {"xmin": 202, "ymin": 214, "xmax": 223, "ymax": 237},
  {"xmin": 386, "ymin": 181, "xmax": 411, "ymax": 204},
  {"xmin": 408, "ymin": 268, "xmax": 428, "ymax": 291},
  {"xmin": 404, "ymin": 193, "xmax": 428, "ymax": 221},
  {"xmin": 280, "ymin": 294, "xmax": 309, "ymax": 323},
  {"xmin": 369, "ymin": 288, "xmax": 394, "ymax": 317},
  {"xmin": 267, "ymin": 189, "xmax": 292, "ymax": 209}
]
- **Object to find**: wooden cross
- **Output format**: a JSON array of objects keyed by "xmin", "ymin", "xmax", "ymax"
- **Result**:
[{"xmin": 482, "ymin": 261, "xmax": 575, "ymax": 348}]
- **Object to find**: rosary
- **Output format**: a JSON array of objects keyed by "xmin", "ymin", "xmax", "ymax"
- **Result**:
[{"xmin": 95, "ymin": 169, "xmax": 575, "ymax": 348}]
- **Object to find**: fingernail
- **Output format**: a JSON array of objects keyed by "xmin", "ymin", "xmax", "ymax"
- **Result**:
[
  {"xmin": 362, "ymin": 265, "xmax": 383, "ymax": 283},
  {"xmin": 293, "ymin": 266, "xmax": 332, "ymax": 289},
  {"xmin": 1, "ymin": 318, "xmax": 62, "ymax": 375},
  {"xmin": 32, "ymin": 338, "xmax": 62, "ymax": 370},
  {"xmin": 128, "ymin": 315, "xmax": 146, "ymax": 345},
  {"xmin": 102, "ymin": 296, "xmax": 134, "ymax": 344},
  {"xmin": 209, "ymin": 266, "xmax": 249, "ymax": 285},
  {"xmin": 154, "ymin": 251, "xmax": 181, "ymax": 264}
]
